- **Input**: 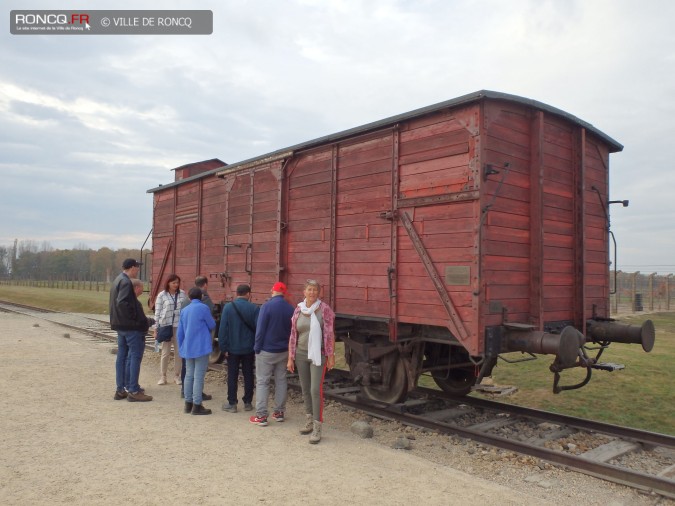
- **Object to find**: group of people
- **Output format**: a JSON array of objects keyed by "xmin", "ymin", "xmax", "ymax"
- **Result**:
[
  {"xmin": 109, "ymin": 258, "xmax": 336, "ymax": 444},
  {"xmin": 110, "ymin": 261, "xmax": 217, "ymax": 414}
]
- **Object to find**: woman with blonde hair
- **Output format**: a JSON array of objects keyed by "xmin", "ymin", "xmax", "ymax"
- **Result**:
[
  {"xmin": 153, "ymin": 274, "xmax": 186, "ymax": 385},
  {"xmin": 287, "ymin": 279, "xmax": 335, "ymax": 444}
]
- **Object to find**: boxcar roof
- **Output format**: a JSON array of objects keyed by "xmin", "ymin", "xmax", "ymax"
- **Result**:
[{"xmin": 147, "ymin": 90, "xmax": 623, "ymax": 193}]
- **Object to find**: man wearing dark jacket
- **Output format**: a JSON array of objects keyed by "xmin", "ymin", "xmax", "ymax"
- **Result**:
[
  {"xmin": 109, "ymin": 258, "xmax": 152, "ymax": 402},
  {"xmin": 219, "ymin": 284, "xmax": 260, "ymax": 413},
  {"xmin": 250, "ymin": 282, "xmax": 294, "ymax": 426}
]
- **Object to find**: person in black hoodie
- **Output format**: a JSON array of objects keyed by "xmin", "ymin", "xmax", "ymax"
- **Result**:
[{"xmin": 109, "ymin": 259, "xmax": 152, "ymax": 402}]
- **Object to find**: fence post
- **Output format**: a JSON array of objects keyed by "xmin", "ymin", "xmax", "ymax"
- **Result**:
[
  {"xmin": 631, "ymin": 271, "xmax": 639, "ymax": 313},
  {"xmin": 615, "ymin": 270, "xmax": 622, "ymax": 314},
  {"xmin": 649, "ymin": 272, "xmax": 656, "ymax": 311}
]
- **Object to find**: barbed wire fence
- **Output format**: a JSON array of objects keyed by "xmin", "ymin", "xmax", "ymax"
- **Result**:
[{"xmin": 610, "ymin": 271, "xmax": 674, "ymax": 315}]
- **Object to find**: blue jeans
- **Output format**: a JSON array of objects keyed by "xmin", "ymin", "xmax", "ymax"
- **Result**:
[
  {"xmin": 227, "ymin": 352, "xmax": 255, "ymax": 405},
  {"xmin": 184, "ymin": 354, "xmax": 209, "ymax": 405},
  {"xmin": 115, "ymin": 330, "xmax": 145, "ymax": 393}
]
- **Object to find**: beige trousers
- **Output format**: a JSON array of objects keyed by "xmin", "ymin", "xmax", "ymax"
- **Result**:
[{"xmin": 160, "ymin": 328, "xmax": 181, "ymax": 378}]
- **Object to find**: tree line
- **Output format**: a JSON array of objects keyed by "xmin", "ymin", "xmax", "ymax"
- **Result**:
[{"xmin": 0, "ymin": 240, "xmax": 151, "ymax": 282}]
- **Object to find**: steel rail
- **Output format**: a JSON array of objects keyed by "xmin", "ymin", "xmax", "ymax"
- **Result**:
[
  {"xmin": 325, "ymin": 389, "xmax": 675, "ymax": 499},
  {"xmin": 0, "ymin": 301, "xmax": 154, "ymax": 348},
  {"xmin": 416, "ymin": 386, "xmax": 675, "ymax": 450}
]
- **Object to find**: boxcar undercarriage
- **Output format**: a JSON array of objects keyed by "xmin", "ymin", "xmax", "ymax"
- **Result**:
[{"xmin": 339, "ymin": 315, "xmax": 655, "ymax": 403}]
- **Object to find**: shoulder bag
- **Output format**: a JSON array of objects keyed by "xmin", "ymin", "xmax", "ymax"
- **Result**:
[
  {"xmin": 157, "ymin": 292, "xmax": 178, "ymax": 342},
  {"xmin": 231, "ymin": 300, "xmax": 255, "ymax": 333}
]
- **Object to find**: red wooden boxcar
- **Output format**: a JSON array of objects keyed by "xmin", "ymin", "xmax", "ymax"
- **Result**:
[{"xmin": 148, "ymin": 91, "xmax": 654, "ymax": 402}]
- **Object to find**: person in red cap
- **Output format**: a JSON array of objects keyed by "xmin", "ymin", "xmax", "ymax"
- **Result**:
[{"xmin": 250, "ymin": 282, "xmax": 294, "ymax": 426}]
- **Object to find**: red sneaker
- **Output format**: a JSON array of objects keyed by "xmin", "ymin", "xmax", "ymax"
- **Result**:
[
  {"xmin": 271, "ymin": 411, "xmax": 285, "ymax": 422},
  {"xmin": 249, "ymin": 415, "xmax": 268, "ymax": 426}
]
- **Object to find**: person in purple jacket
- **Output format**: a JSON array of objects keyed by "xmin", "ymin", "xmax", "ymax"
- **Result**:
[
  {"xmin": 250, "ymin": 282, "xmax": 294, "ymax": 426},
  {"xmin": 177, "ymin": 287, "xmax": 215, "ymax": 415}
]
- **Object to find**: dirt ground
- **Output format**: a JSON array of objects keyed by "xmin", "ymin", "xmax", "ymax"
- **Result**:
[{"xmin": 0, "ymin": 312, "xmax": 668, "ymax": 505}]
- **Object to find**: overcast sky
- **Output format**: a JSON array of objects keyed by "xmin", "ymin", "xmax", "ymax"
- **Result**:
[{"xmin": 2, "ymin": 0, "xmax": 674, "ymax": 272}]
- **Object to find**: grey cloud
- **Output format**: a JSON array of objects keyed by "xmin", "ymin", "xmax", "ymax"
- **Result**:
[{"xmin": 1, "ymin": 0, "xmax": 675, "ymax": 269}]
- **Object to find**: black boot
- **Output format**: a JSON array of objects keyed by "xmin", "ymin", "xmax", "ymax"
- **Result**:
[
  {"xmin": 184, "ymin": 401, "xmax": 193, "ymax": 413},
  {"xmin": 201, "ymin": 392, "xmax": 212, "ymax": 401},
  {"xmin": 191, "ymin": 403, "xmax": 212, "ymax": 415}
]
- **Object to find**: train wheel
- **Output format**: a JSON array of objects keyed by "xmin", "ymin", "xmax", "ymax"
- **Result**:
[
  {"xmin": 426, "ymin": 343, "xmax": 475, "ymax": 396},
  {"xmin": 432, "ymin": 368, "xmax": 474, "ymax": 396},
  {"xmin": 209, "ymin": 340, "xmax": 224, "ymax": 364},
  {"xmin": 361, "ymin": 355, "xmax": 408, "ymax": 404}
]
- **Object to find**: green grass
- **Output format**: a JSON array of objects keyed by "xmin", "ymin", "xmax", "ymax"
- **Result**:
[
  {"xmin": 0, "ymin": 285, "xmax": 151, "ymax": 314},
  {"xmin": 2, "ymin": 284, "xmax": 672, "ymax": 434}
]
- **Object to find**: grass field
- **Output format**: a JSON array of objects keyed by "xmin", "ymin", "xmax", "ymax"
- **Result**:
[
  {"xmin": 1, "ymin": 284, "xmax": 672, "ymax": 435},
  {"xmin": 0, "ymin": 285, "xmax": 151, "ymax": 314}
]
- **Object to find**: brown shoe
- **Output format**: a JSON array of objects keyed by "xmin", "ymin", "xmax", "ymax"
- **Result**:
[
  {"xmin": 127, "ymin": 391, "xmax": 153, "ymax": 402},
  {"xmin": 114, "ymin": 390, "xmax": 128, "ymax": 400},
  {"xmin": 191, "ymin": 403, "xmax": 212, "ymax": 415}
]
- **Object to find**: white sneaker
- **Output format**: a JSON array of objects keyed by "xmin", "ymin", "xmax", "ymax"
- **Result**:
[
  {"xmin": 157, "ymin": 376, "xmax": 167, "ymax": 385},
  {"xmin": 174, "ymin": 376, "xmax": 182, "ymax": 385}
]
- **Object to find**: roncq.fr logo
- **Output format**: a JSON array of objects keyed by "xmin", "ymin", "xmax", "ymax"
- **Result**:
[{"xmin": 14, "ymin": 13, "xmax": 91, "ymax": 26}]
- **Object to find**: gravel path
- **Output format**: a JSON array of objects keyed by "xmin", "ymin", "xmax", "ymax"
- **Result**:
[{"xmin": 0, "ymin": 311, "xmax": 670, "ymax": 505}]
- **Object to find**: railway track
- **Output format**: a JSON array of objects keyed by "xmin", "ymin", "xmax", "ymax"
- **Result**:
[
  {"xmin": 2, "ymin": 300, "xmax": 674, "ymax": 499},
  {"xmin": 0, "ymin": 300, "xmax": 154, "ymax": 348},
  {"xmin": 319, "ymin": 376, "xmax": 675, "ymax": 499}
]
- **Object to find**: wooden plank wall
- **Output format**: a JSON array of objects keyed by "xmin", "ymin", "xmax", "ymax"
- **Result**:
[
  {"xmin": 250, "ymin": 164, "xmax": 282, "ymax": 302},
  {"xmin": 150, "ymin": 190, "xmax": 175, "ymax": 303},
  {"xmin": 584, "ymin": 138, "xmax": 610, "ymax": 319},
  {"xmin": 482, "ymin": 103, "xmax": 533, "ymax": 327},
  {"xmin": 334, "ymin": 133, "xmax": 393, "ymax": 317},
  {"xmin": 285, "ymin": 149, "xmax": 333, "ymax": 303},
  {"xmin": 172, "ymin": 182, "xmax": 200, "ymax": 293},
  {"xmin": 396, "ymin": 108, "xmax": 479, "ymax": 346},
  {"xmin": 224, "ymin": 172, "xmax": 252, "ymax": 296},
  {"xmin": 197, "ymin": 177, "xmax": 228, "ymax": 304},
  {"xmin": 221, "ymin": 164, "xmax": 283, "ymax": 304},
  {"xmin": 541, "ymin": 115, "xmax": 577, "ymax": 324},
  {"xmin": 482, "ymin": 101, "xmax": 612, "ymax": 330}
]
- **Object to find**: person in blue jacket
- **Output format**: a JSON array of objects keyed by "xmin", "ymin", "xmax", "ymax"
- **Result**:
[
  {"xmin": 218, "ymin": 284, "xmax": 260, "ymax": 413},
  {"xmin": 177, "ymin": 287, "xmax": 215, "ymax": 415},
  {"xmin": 250, "ymin": 282, "xmax": 294, "ymax": 426}
]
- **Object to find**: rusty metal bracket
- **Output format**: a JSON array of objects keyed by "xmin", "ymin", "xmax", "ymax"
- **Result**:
[
  {"xmin": 149, "ymin": 238, "xmax": 173, "ymax": 309},
  {"xmin": 244, "ymin": 244, "xmax": 252, "ymax": 275},
  {"xmin": 483, "ymin": 164, "xmax": 500, "ymax": 181},
  {"xmin": 215, "ymin": 272, "xmax": 231, "ymax": 287},
  {"xmin": 387, "ymin": 266, "xmax": 396, "ymax": 298}
]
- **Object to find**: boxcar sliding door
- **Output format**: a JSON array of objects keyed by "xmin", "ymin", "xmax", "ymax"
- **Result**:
[{"xmin": 221, "ymin": 163, "xmax": 283, "ymax": 302}]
